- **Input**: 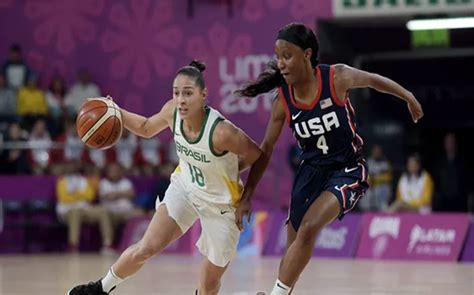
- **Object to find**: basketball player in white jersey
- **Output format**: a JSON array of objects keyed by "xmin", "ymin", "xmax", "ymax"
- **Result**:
[{"xmin": 68, "ymin": 60, "xmax": 262, "ymax": 295}]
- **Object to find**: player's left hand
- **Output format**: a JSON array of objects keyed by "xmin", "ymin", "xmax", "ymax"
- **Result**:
[
  {"xmin": 407, "ymin": 95, "xmax": 423, "ymax": 123},
  {"xmin": 234, "ymin": 196, "xmax": 251, "ymax": 231}
]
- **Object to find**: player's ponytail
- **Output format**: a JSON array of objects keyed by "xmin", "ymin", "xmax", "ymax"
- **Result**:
[
  {"xmin": 234, "ymin": 60, "xmax": 285, "ymax": 98},
  {"xmin": 176, "ymin": 59, "xmax": 206, "ymax": 89},
  {"xmin": 189, "ymin": 60, "xmax": 206, "ymax": 73}
]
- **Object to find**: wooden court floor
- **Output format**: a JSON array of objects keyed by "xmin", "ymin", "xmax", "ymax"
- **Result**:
[{"xmin": 0, "ymin": 254, "xmax": 473, "ymax": 294}]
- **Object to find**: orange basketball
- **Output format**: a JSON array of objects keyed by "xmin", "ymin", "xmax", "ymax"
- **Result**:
[{"xmin": 76, "ymin": 97, "xmax": 123, "ymax": 150}]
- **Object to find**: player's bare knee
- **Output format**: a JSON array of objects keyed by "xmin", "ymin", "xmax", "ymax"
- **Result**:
[{"xmin": 297, "ymin": 220, "xmax": 323, "ymax": 246}]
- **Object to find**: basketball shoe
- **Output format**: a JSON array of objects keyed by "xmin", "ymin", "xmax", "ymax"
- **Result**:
[{"xmin": 67, "ymin": 280, "xmax": 115, "ymax": 295}]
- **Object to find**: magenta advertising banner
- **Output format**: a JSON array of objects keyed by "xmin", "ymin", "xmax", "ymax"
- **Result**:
[
  {"xmin": 356, "ymin": 213, "xmax": 470, "ymax": 261},
  {"xmin": 313, "ymin": 213, "xmax": 362, "ymax": 258},
  {"xmin": 262, "ymin": 211, "xmax": 287, "ymax": 256},
  {"xmin": 263, "ymin": 211, "xmax": 362, "ymax": 258},
  {"xmin": 461, "ymin": 222, "xmax": 474, "ymax": 262}
]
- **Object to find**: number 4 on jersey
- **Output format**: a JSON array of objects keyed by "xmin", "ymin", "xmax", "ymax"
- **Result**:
[{"xmin": 317, "ymin": 135, "xmax": 329, "ymax": 154}]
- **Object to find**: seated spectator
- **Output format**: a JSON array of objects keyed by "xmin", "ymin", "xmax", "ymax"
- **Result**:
[
  {"xmin": 114, "ymin": 129, "xmax": 138, "ymax": 174},
  {"xmin": 17, "ymin": 73, "xmax": 48, "ymax": 130},
  {"xmin": 55, "ymin": 161, "xmax": 114, "ymax": 254},
  {"xmin": 0, "ymin": 122, "xmax": 30, "ymax": 174},
  {"xmin": 98, "ymin": 163, "xmax": 144, "ymax": 225},
  {"xmin": 87, "ymin": 148, "xmax": 107, "ymax": 170},
  {"xmin": 64, "ymin": 68, "xmax": 100, "ymax": 116},
  {"xmin": 137, "ymin": 137, "xmax": 161, "ymax": 176},
  {"xmin": 166, "ymin": 140, "xmax": 179, "ymax": 166},
  {"xmin": 389, "ymin": 154, "xmax": 433, "ymax": 213},
  {"xmin": 50, "ymin": 119, "xmax": 84, "ymax": 175},
  {"xmin": 361, "ymin": 144, "xmax": 393, "ymax": 211},
  {"xmin": 45, "ymin": 75, "xmax": 67, "ymax": 136},
  {"xmin": 45, "ymin": 75, "xmax": 67, "ymax": 119},
  {"xmin": 144, "ymin": 139, "xmax": 178, "ymax": 179},
  {"xmin": 0, "ymin": 73, "xmax": 18, "ymax": 123},
  {"xmin": 432, "ymin": 133, "xmax": 470, "ymax": 212},
  {"xmin": 84, "ymin": 164, "xmax": 102, "ymax": 192},
  {"xmin": 2, "ymin": 44, "xmax": 29, "ymax": 90},
  {"xmin": 62, "ymin": 119, "xmax": 84, "ymax": 162},
  {"xmin": 28, "ymin": 119, "xmax": 52, "ymax": 175}
]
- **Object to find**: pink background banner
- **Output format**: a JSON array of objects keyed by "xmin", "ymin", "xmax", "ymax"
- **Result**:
[
  {"xmin": 0, "ymin": 0, "xmax": 333, "ymax": 208},
  {"xmin": 263, "ymin": 211, "xmax": 362, "ymax": 258},
  {"xmin": 356, "ymin": 213, "xmax": 470, "ymax": 261},
  {"xmin": 460, "ymin": 221, "xmax": 474, "ymax": 262}
]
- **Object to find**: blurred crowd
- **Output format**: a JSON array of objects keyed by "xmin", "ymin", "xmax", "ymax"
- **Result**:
[
  {"xmin": 288, "ymin": 132, "xmax": 473, "ymax": 214},
  {"xmin": 0, "ymin": 44, "xmax": 179, "ymax": 253},
  {"xmin": 0, "ymin": 44, "xmax": 179, "ymax": 177}
]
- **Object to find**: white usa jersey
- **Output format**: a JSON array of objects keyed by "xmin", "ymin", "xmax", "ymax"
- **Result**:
[{"xmin": 172, "ymin": 106, "xmax": 242, "ymax": 206}]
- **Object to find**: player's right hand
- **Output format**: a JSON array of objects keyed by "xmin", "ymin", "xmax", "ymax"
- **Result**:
[
  {"xmin": 407, "ymin": 96, "xmax": 423, "ymax": 123},
  {"xmin": 234, "ymin": 195, "xmax": 251, "ymax": 231}
]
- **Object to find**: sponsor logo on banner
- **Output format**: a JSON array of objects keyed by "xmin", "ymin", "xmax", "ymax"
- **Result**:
[
  {"xmin": 369, "ymin": 216, "xmax": 400, "ymax": 238},
  {"xmin": 367, "ymin": 216, "xmax": 401, "ymax": 258},
  {"xmin": 316, "ymin": 227, "xmax": 348, "ymax": 250},
  {"xmin": 219, "ymin": 54, "xmax": 274, "ymax": 114},
  {"xmin": 333, "ymin": 0, "xmax": 474, "ymax": 17},
  {"xmin": 357, "ymin": 213, "xmax": 470, "ymax": 261},
  {"xmin": 263, "ymin": 211, "xmax": 361, "ymax": 257},
  {"xmin": 408, "ymin": 225, "xmax": 456, "ymax": 255}
]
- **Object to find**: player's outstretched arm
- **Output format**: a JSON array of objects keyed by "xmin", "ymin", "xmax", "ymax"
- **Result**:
[
  {"xmin": 245, "ymin": 96, "xmax": 286, "ymax": 190},
  {"xmin": 226, "ymin": 97, "xmax": 285, "ymax": 230},
  {"xmin": 212, "ymin": 120, "xmax": 263, "ymax": 230},
  {"xmin": 121, "ymin": 99, "xmax": 176, "ymax": 138},
  {"xmin": 333, "ymin": 64, "xmax": 424, "ymax": 123}
]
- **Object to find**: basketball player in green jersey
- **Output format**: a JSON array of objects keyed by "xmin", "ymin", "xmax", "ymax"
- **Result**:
[{"xmin": 68, "ymin": 60, "xmax": 262, "ymax": 295}]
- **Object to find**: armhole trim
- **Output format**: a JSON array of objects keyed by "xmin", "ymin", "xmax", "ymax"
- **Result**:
[
  {"xmin": 330, "ymin": 65, "xmax": 348, "ymax": 107},
  {"xmin": 172, "ymin": 108, "xmax": 177, "ymax": 135},
  {"xmin": 209, "ymin": 117, "xmax": 228, "ymax": 157}
]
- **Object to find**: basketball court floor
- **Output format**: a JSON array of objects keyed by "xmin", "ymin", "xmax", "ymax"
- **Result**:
[{"xmin": 0, "ymin": 254, "xmax": 473, "ymax": 294}]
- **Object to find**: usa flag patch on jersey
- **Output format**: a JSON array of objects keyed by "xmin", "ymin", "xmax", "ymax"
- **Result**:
[{"xmin": 320, "ymin": 97, "xmax": 333, "ymax": 109}]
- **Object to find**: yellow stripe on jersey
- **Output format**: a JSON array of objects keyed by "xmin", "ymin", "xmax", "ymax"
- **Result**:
[
  {"xmin": 223, "ymin": 176, "xmax": 243, "ymax": 207},
  {"xmin": 174, "ymin": 164, "xmax": 181, "ymax": 173}
]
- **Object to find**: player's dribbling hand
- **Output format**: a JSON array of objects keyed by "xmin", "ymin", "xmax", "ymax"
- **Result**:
[
  {"xmin": 86, "ymin": 96, "xmax": 121, "ymax": 112},
  {"xmin": 407, "ymin": 95, "xmax": 423, "ymax": 123},
  {"xmin": 234, "ymin": 196, "xmax": 251, "ymax": 231},
  {"xmin": 86, "ymin": 95, "xmax": 115, "ymax": 103}
]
